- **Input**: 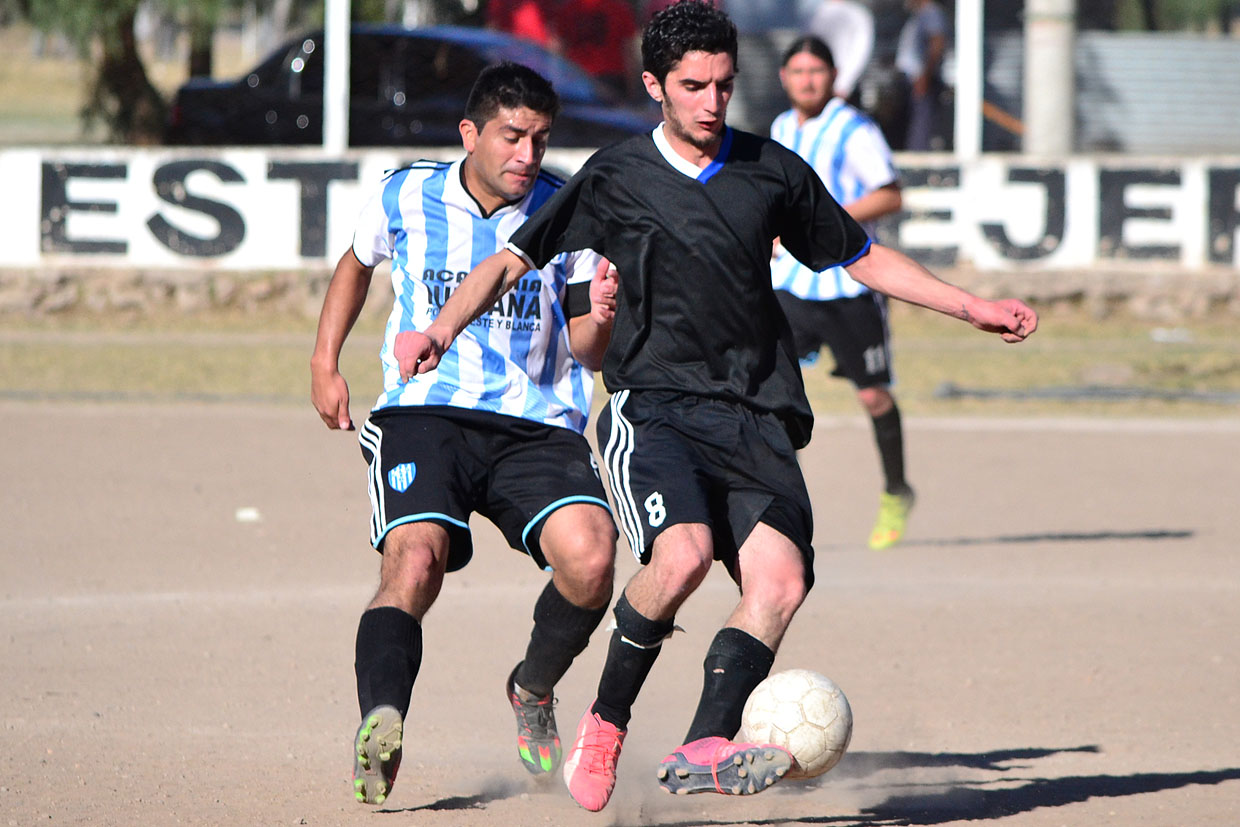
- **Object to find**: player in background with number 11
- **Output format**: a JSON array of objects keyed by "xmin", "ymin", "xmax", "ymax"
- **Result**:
[{"xmin": 770, "ymin": 35, "xmax": 915, "ymax": 550}]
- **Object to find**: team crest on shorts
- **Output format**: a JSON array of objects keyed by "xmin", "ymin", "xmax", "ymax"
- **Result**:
[{"xmin": 388, "ymin": 461, "xmax": 417, "ymax": 493}]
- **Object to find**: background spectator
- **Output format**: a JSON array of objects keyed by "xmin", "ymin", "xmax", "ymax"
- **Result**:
[
  {"xmin": 803, "ymin": 0, "xmax": 875, "ymax": 104},
  {"xmin": 487, "ymin": 0, "xmax": 561, "ymax": 49},
  {"xmin": 893, "ymin": 0, "xmax": 947, "ymax": 150},
  {"xmin": 553, "ymin": 0, "xmax": 640, "ymax": 101}
]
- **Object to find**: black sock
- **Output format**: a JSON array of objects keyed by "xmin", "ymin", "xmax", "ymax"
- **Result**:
[
  {"xmin": 871, "ymin": 403, "xmax": 908, "ymax": 494},
  {"xmin": 591, "ymin": 593, "xmax": 674, "ymax": 730},
  {"xmin": 515, "ymin": 580, "xmax": 609, "ymax": 698},
  {"xmin": 683, "ymin": 627, "xmax": 775, "ymax": 743},
  {"xmin": 354, "ymin": 606, "xmax": 421, "ymax": 719}
]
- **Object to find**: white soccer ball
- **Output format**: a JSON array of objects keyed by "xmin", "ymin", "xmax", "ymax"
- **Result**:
[{"xmin": 739, "ymin": 668, "xmax": 852, "ymax": 779}]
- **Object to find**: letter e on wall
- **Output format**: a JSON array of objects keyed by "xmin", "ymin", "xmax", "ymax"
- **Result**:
[{"xmin": 147, "ymin": 160, "xmax": 246, "ymax": 257}]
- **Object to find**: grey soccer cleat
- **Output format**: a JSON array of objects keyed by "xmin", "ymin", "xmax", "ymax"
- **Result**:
[{"xmin": 352, "ymin": 705, "xmax": 403, "ymax": 805}]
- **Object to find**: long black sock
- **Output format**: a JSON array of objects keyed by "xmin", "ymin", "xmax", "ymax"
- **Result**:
[
  {"xmin": 354, "ymin": 606, "xmax": 422, "ymax": 719},
  {"xmin": 515, "ymin": 580, "xmax": 609, "ymax": 697},
  {"xmin": 871, "ymin": 403, "xmax": 908, "ymax": 494},
  {"xmin": 683, "ymin": 627, "xmax": 775, "ymax": 743},
  {"xmin": 591, "ymin": 593, "xmax": 674, "ymax": 730}
]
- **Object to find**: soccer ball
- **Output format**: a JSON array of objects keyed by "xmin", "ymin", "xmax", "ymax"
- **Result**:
[{"xmin": 739, "ymin": 668, "xmax": 852, "ymax": 779}]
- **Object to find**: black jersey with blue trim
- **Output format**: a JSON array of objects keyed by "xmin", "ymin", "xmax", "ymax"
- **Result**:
[{"xmin": 507, "ymin": 127, "xmax": 871, "ymax": 448}]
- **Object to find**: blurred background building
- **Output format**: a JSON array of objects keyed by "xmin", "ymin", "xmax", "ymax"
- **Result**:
[{"xmin": 3, "ymin": 0, "xmax": 1239, "ymax": 153}]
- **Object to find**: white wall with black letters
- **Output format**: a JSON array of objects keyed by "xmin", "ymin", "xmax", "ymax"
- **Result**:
[{"xmin": 2, "ymin": 148, "xmax": 1237, "ymax": 272}]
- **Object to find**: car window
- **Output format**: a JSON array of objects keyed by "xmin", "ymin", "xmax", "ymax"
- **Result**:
[
  {"xmin": 403, "ymin": 40, "xmax": 487, "ymax": 102},
  {"xmin": 282, "ymin": 33, "xmax": 463, "ymax": 107},
  {"xmin": 486, "ymin": 39, "xmax": 598, "ymax": 102},
  {"xmin": 275, "ymin": 33, "xmax": 397, "ymax": 104},
  {"xmin": 351, "ymin": 34, "xmax": 392, "ymax": 103},
  {"xmin": 250, "ymin": 28, "xmax": 604, "ymax": 107},
  {"xmin": 245, "ymin": 45, "xmax": 295, "ymax": 90},
  {"xmin": 288, "ymin": 36, "xmax": 323, "ymax": 100}
]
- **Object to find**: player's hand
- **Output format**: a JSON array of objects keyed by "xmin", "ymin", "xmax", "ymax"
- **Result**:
[
  {"xmin": 771, "ymin": 236, "xmax": 785, "ymax": 262},
  {"xmin": 310, "ymin": 364, "xmax": 354, "ymax": 430},
  {"xmin": 590, "ymin": 257, "xmax": 618, "ymax": 325},
  {"xmin": 394, "ymin": 329, "xmax": 444, "ymax": 382},
  {"xmin": 967, "ymin": 298, "xmax": 1039, "ymax": 343}
]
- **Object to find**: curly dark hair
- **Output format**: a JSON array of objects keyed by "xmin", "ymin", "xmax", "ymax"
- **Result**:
[
  {"xmin": 641, "ymin": 0, "xmax": 738, "ymax": 86},
  {"xmin": 464, "ymin": 61, "xmax": 560, "ymax": 129}
]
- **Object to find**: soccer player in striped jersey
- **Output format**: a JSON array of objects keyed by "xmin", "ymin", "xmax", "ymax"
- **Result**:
[
  {"xmin": 771, "ymin": 35, "xmax": 916, "ymax": 550},
  {"xmin": 398, "ymin": 1, "xmax": 1037, "ymax": 812},
  {"xmin": 310, "ymin": 62, "xmax": 619, "ymax": 806}
]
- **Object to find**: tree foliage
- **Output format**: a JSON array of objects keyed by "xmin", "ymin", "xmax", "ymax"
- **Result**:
[
  {"xmin": 26, "ymin": 0, "xmax": 168, "ymax": 143},
  {"xmin": 19, "ymin": 0, "xmax": 469, "ymax": 144},
  {"xmin": 1115, "ymin": 0, "xmax": 1239, "ymax": 31},
  {"xmin": 22, "ymin": 0, "xmax": 315, "ymax": 143}
]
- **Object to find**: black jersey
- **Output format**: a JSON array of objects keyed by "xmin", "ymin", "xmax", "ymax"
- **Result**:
[{"xmin": 508, "ymin": 127, "xmax": 871, "ymax": 448}]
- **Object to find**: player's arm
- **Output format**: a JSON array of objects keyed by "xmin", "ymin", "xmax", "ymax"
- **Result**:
[
  {"xmin": 394, "ymin": 247, "xmax": 531, "ymax": 381},
  {"xmin": 567, "ymin": 256, "xmax": 617, "ymax": 371},
  {"xmin": 848, "ymin": 243, "xmax": 1038, "ymax": 343},
  {"xmin": 844, "ymin": 182, "xmax": 901, "ymax": 224},
  {"xmin": 310, "ymin": 248, "xmax": 375, "ymax": 431}
]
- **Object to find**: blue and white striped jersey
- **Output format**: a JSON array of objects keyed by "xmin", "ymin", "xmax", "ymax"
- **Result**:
[
  {"xmin": 769, "ymin": 98, "xmax": 898, "ymax": 301},
  {"xmin": 352, "ymin": 159, "xmax": 601, "ymax": 434}
]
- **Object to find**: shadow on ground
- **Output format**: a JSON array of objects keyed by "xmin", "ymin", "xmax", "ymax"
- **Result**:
[
  {"xmin": 377, "ymin": 778, "xmax": 526, "ymax": 815},
  {"xmin": 828, "ymin": 745, "xmax": 1101, "ymax": 778},
  {"xmin": 903, "ymin": 529, "xmax": 1193, "ymax": 548},
  {"xmin": 859, "ymin": 766, "xmax": 1240, "ymax": 825},
  {"xmin": 816, "ymin": 529, "xmax": 1194, "ymax": 553},
  {"xmin": 542, "ymin": 746, "xmax": 1240, "ymax": 827}
]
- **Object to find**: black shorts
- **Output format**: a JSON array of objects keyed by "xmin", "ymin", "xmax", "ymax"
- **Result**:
[
  {"xmin": 776, "ymin": 290, "xmax": 893, "ymax": 388},
  {"xmin": 596, "ymin": 390, "xmax": 815, "ymax": 588},
  {"xmin": 359, "ymin": 406, "xmax": 612, "ymax": 573}
]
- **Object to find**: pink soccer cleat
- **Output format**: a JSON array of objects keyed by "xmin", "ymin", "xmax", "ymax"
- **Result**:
[
  {"xmin": 562, "ymin": 704, "xmax": 626, "ymax": 811},
  {"xmin": 656, "ymin": 736, "xmax": 792, "ymax": 796}
]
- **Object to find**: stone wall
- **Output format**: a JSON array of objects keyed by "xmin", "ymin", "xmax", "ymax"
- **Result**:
[
  {"xmin": 944, "ymin": 266, "xmax": 1240, "ymax": 321},
  {"xmin": 0, "ymin": 267, "xmax": 336, "ymax": 320},
  {"xmin": 3, "ymin": 264, "xmax": 1237, "ymax": 322}
]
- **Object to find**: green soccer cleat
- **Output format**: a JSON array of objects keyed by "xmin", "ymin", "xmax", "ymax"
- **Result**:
[
  {"xmin": 352, "ymin": 705, "xmax": 403, "ymax": 805},
  {"xmin": 869, "ymin": 487, "xmax": 915, "ymax": 550},
  {"xmin": 506, "ymin": 664, "xmax": 562, "ymax": 775}
]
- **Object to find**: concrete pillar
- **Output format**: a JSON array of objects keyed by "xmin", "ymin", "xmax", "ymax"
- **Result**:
[
  {"xmin": 954, "ymin": 0, "xmax": 983, "ymax": 159},
  {"xmin": 323, "ymin": 0, "xmax": 351, "ymax": 155},
  {"xmin": 1023, "ymin": 0, "xmax": 1075, "ymax": 156}
]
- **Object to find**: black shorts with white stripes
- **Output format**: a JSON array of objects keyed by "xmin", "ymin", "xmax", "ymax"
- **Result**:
[
  {"xmin": 776, "ymin": 290, "xmax": 893, "ymax": 388},
  {"xmin": 359, "ymin": 406, "xmax": 611, "ymax": 572},
  {"xmin": 596, "ymin": 389, "xmax": 815, "ymax": 587}
]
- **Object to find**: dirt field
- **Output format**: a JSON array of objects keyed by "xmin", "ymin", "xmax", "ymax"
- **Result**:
[{"xmin": 0, "ymin": 395, "xmax": 1237, "ymax": 826}]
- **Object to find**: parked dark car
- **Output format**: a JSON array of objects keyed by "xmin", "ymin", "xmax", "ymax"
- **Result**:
[{"xmin": 166, "ymin": 24, "xmax": 660, "ymax": 147}]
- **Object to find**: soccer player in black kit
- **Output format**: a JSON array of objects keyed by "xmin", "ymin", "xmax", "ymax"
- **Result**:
[{"xmin": 397, "ymin": 0, "xmax": 1038, "ymax": 812}]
